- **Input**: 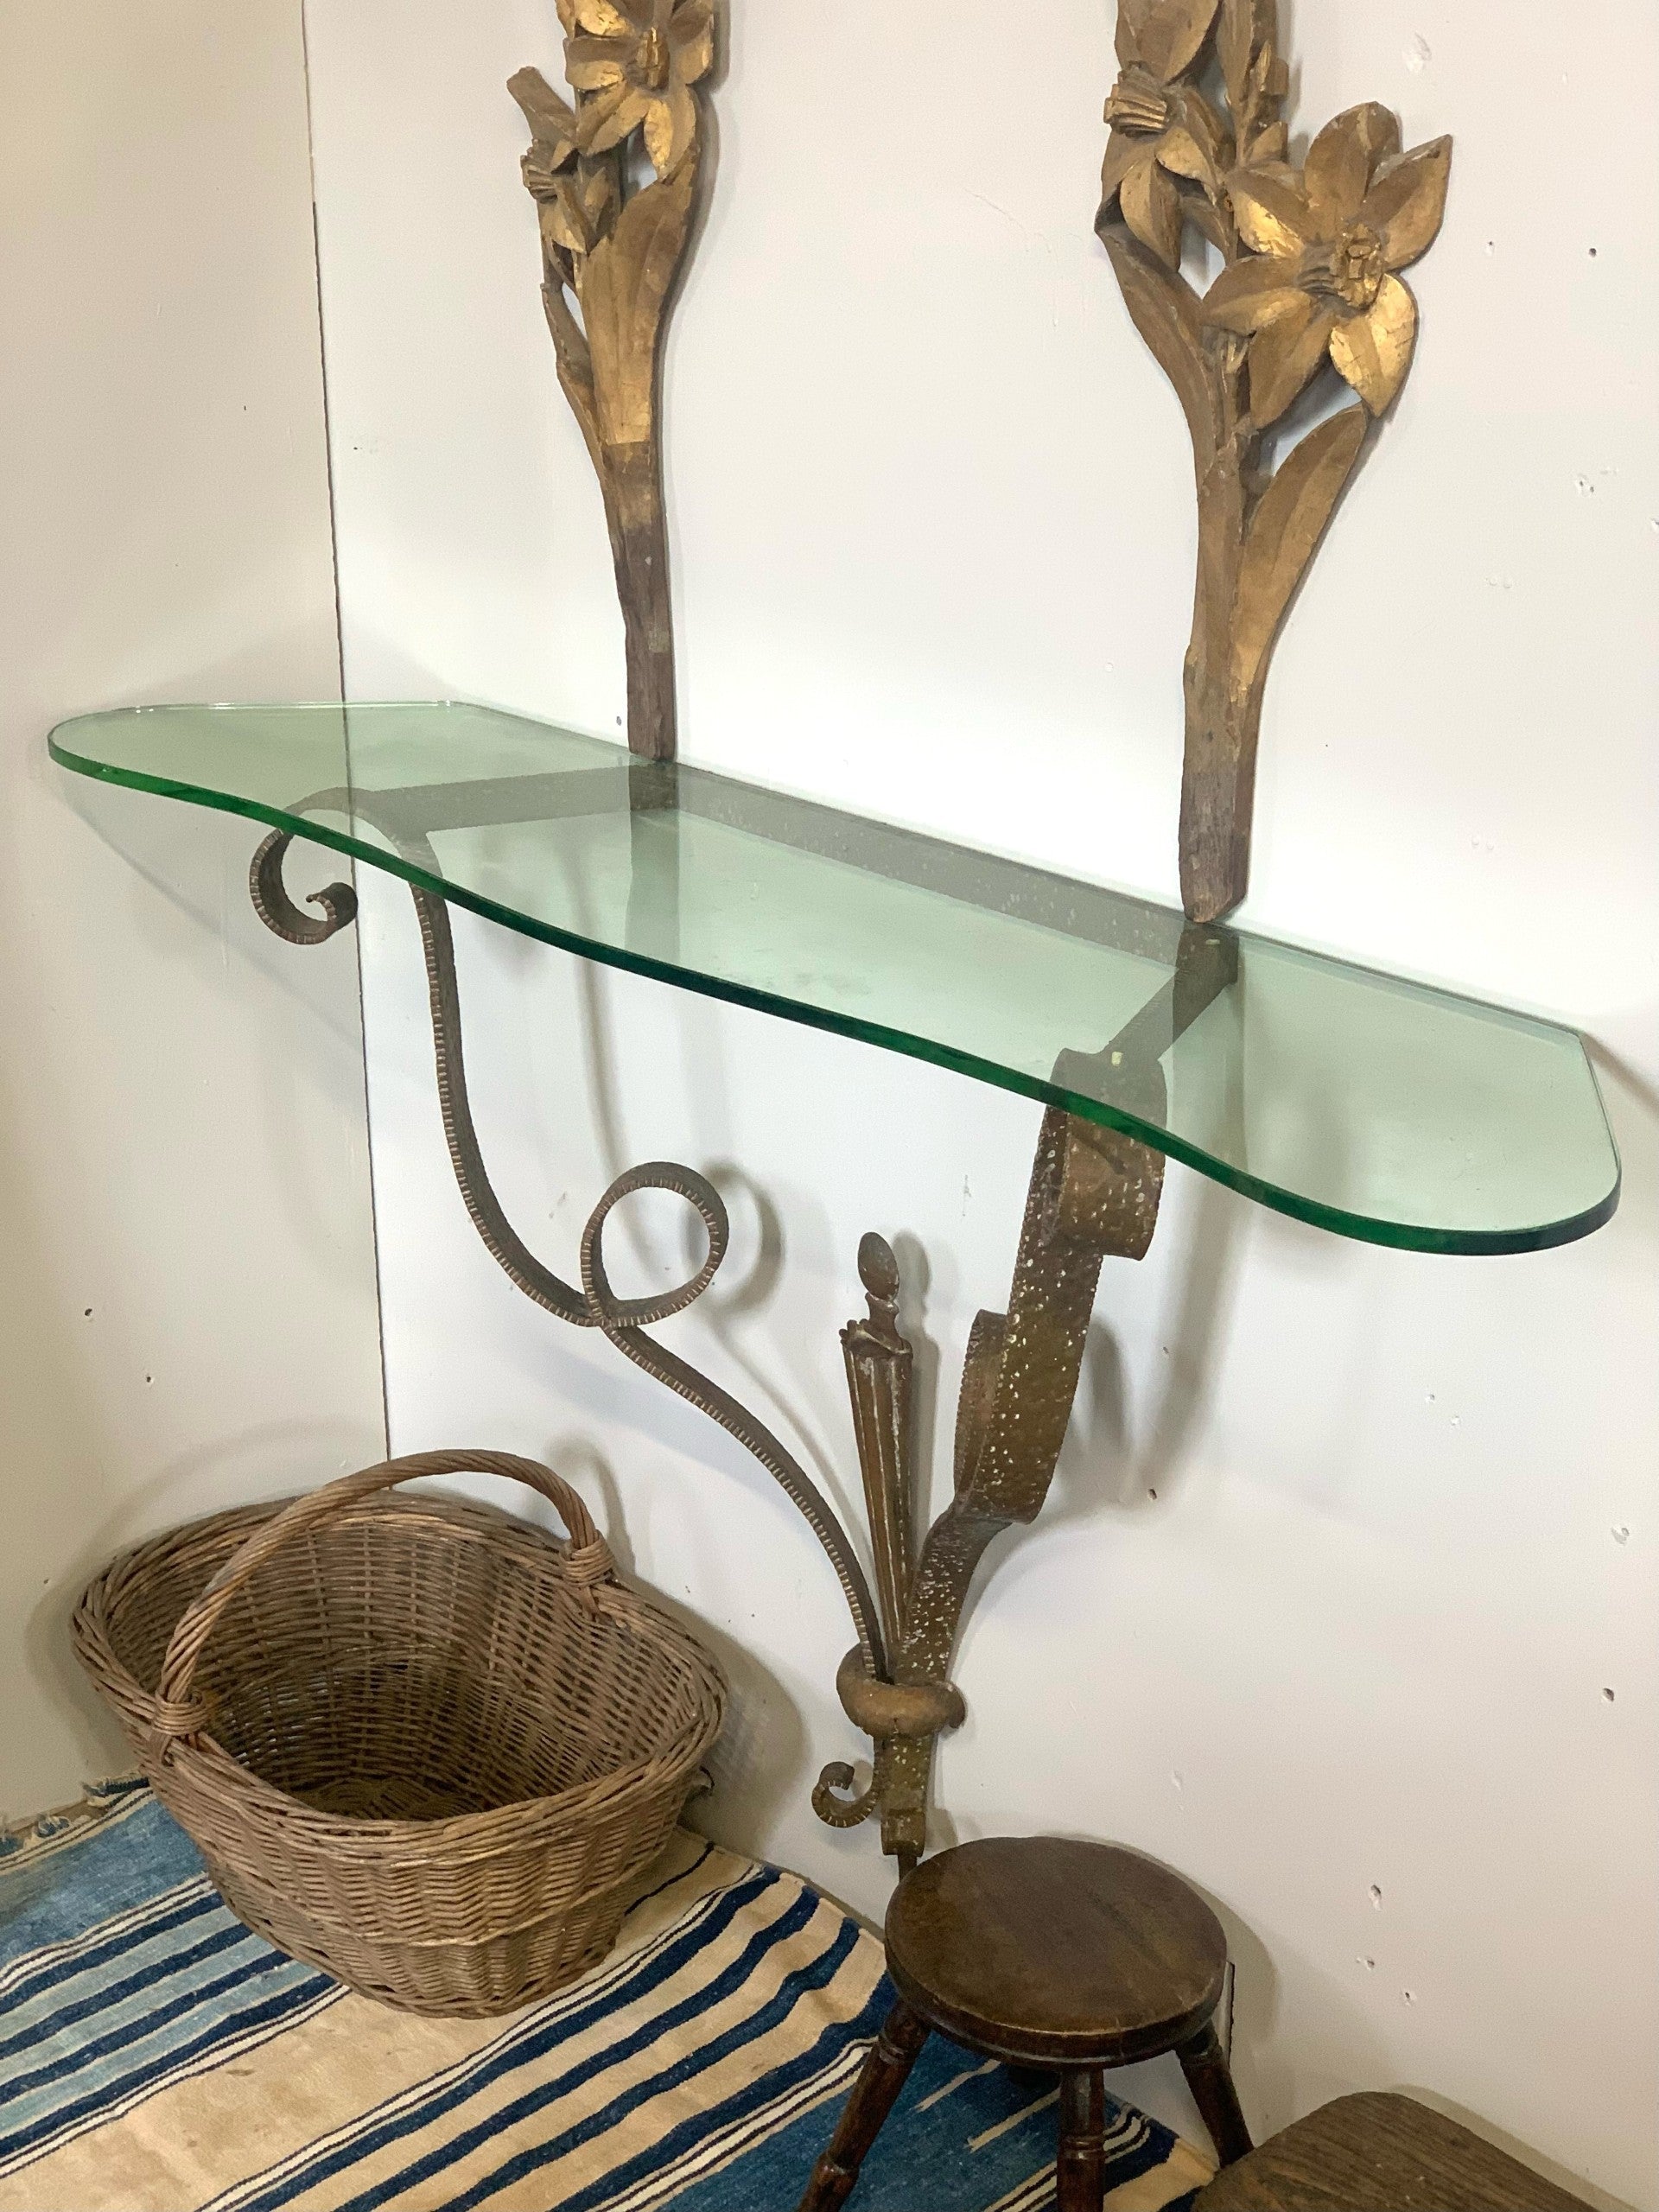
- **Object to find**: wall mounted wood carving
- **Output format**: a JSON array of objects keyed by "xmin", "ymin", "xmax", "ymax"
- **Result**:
[
  {"xmin": 1096, "ymin": 0, "xmax": 1451, "ymax": 921},
  {"xmin": 511, "ymin": 0, "xmax": 715, "ymax": 763}
]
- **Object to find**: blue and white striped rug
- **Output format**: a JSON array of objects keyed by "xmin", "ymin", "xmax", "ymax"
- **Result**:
[{"xmin": 0, "ymin": 1782, "xmax": 1210, "ymax": 2209}]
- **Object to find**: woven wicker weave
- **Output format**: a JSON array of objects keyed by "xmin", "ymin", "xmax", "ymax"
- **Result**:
[{"xmin": 73, "ymin": 1450, "xmax": 725, "ymax": 2015}]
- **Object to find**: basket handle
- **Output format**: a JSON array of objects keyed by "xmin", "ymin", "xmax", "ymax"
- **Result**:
[{"xmin": 150, "ymin": 1450, "xmax": 613, "ymax": 1750}]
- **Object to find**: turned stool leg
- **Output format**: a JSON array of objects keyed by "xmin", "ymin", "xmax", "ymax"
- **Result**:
[
  {"xmin": 1176, "ymin": 2016, "xmax": 1253, "ymax": 2165},
  {"xmin": 1057, "ymin": 2069, "xmax": 1108, "ymax": 2210},
  {"xmin": 797, "ymin": 2000, "xmax": 929, "ymax": 2210}
]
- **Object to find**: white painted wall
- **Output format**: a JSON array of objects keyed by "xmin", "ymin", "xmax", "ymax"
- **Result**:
[
  {"xmin": 0, "ymin": 0, "xmax": 385, "ymax": 1818},
  {"xmin": 304, "ymin": 0, "xmax": 1657, "ymax": 2200}
]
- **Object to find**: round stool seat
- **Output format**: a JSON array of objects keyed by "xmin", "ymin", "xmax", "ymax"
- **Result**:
[{"xmin": 883, "ymin": 1834, "xmax": 1230, "ymax": 2068}]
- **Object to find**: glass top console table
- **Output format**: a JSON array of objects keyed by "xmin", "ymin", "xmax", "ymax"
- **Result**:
[{"xmin": 52, "ymin": 701, "xmax": 1620, "ymax": 1868}]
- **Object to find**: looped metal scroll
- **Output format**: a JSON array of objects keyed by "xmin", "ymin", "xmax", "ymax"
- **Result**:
[
  {"xmin": 579, "ymin": 1163, "xmax": 887, "ymax": 1679},
  {"xmin": 810, "ymin": 1761, "xmax": 879, "ymax": 1829},
  {"xmin": 250, "ymin": 830, "xmax": 358, "ymax": 945}
]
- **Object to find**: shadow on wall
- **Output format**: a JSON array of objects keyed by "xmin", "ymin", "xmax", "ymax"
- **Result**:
[
  {"xmin": 0, "ymin": 1085, "xmax": 128, "ymax": 1798},
  {"xmin": 3, "ymin": 759, "xmax": 384, "ymax": 1819},
  {"xmin": 21, "ymin": 1421, "xmax": 384, "ymax": 1799},
  {"xmin": 54, "ymin": 736, "xmax": 367, "ymax": 1058},
  {"xmin": 537, "ymin": 1432, "xmax": 813, "ymax": 1890}
]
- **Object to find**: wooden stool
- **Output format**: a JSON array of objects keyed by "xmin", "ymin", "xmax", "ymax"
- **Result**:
[
  {"xmin": 1191, "ymin": 2091, "xmax": 1594, "ymax": 2210},
  {"xmin": 798, "ymin": 1836, "xmax": 1252, "ymax": 2209}
]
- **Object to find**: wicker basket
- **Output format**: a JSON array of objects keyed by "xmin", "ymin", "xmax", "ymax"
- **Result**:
[{"xmin": 73, "ymin": 1450, "xmax": 725, "ymax": 2016}]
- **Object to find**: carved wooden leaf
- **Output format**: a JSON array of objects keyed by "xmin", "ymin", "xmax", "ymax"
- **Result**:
[
  {"xmin": 1233, "ymin": 404, "xmax": 1367, "ymax": 685},
  {"xmin": 1304, "ymin": 103, "xmax": 1400, "ymax": 227},
  {"xmin": 1216, "ymin": 0, "xmax": 1252, "ymax": 106},
  {"xmin": 1248, "ymin": 299, "xmax": 1336, "ymax": 426},
  {"xmin": 1329, "ymin": 276, "xmax": 1416, "ymax": 412},
  {"xmin": 507, "ymin": 65, "xmax": 579, "ymax": 149},
  {"xmin": 1364, "ymin": 137, "xmax": 1452, "ymax": 269},
  {"xmin": 1217, "ymin": 0, "xmax": 1274, "ymax": 111},
  {"xmin": 1203, "ymin": 250, "xmax": 1303, "ymax": 333},
  {"xmin": 1136, "ymin": 0, "xmax": 1221, "ymax": 82},
  {"xmin": 1101, "ymin": 226, "xmax": 1215, "ymax": 465},
  {"xmin": 582, "ymin": 152, "xmax": 699, "ymax": 448},
  {"xmin": 570, "ymin": 0, "xmax": 632, "ymax": 31},
  {"xmin": 1230, "ymin": 168, "xmax": 1317, "ymax": 256}
]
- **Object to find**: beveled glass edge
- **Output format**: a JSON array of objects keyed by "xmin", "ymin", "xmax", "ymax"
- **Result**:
[{"xmin": 49, "ymin": 715, "xmax": 1623, "ymax": 1257}]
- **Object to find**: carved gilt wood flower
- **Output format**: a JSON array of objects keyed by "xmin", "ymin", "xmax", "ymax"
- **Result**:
[
  {"xmin": 512, "ymin": 71, "xmax": 621, "ymax": 270},
  {"xmin": 561, "ymin": 0, "xmax": 715, "ymax": 177},
  {"xmin": 1201, "ymin": 104, "xmax": 1452, "ymax": 423},
  {"xmin": 1099, "ymin": 0, "xmax": 1226, "ymax": 270}
]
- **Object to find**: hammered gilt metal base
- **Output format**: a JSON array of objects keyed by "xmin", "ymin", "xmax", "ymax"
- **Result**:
[{"xmin": 251, "ymin": 828, "xmax": 1187, "ymax": 1873}]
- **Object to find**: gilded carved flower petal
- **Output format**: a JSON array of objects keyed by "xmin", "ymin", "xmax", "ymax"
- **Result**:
[
  {"xmin": 1363, "ymin": 136, "xmax": 1452, "ymax": 270},
  {"xmin": 1121, "ymin": 154, "xmax": 1186, "ymax": 270},
  {"xmin": 1159, "ymin": 124, "xmax": 1218, "ymax": 194},
  {"xmin": 670, "ymin": 0, "xmax": 715, "ymax": 84},
  {"xmin": 1215, "ymin": 0, "xmax": 1257, "ymax": 107},
  {"xmin": 565, "ymin": 35, "xmax": 631, "ymax": 89},
  {"xmin": 1179, "ymin": 85, "xmax": 1229, "ymax": 155},
  {"xmin": 1249, "ymin": 41, "xmax": 1289, "ymax": 102},
  {"xmin": 541, "ymin": 190, "xmax": 586, "ymax": 259},
  {"xmin": 1202, "ymin": 251, "xmax": 1305, "ymax": 333},
  {"xmin": 506, "ymin": 68, "xmax": 579, "ymax": 137},
  {"xmin": 1230, "ymin": 167, "xmax": 1319, "ymax": 256},
  {"xmin": 574, "ymin": 162, "xmax": 619, "ymax": 242},
  {"xmin": 1116, "ymin": 0, "xmax": 1154, "ymax": 70},
  {"xmin": 1100, "ymin": 130, "xmax": 1147, "ymax": 208},
  {"xmin": 1249, "ymin": 294, "xmax": 1338, "ymax": 424},
  {"xmin": 1304, "ymin": 103, "xmax": 1401, "ymax": 231},
  {"xmin": 1329, "ymin": 272, "xmax": 1417, "ymax": 411},
  {"xmin": 1135, "ymin": 0, "xmax": 1222, "ymax": 85},
  {"xmin": 1186, "ymin": 194, "xmax": 1230, "ymax": 253},
  {"xmin": 1169, "ymin": 83, "xmax": 1229, "ymax": 189},
  {"xmin": 573, "ymin": 0, "xmax": 635, "ymax": 31},
  {"xmin": 643, "ymin": 79, "xmax": 698, "ymax": 175},
  {"xmin": 508, "ymin": 67, "xmax": 581, "ymax": 157},
  {"xmin": 581, "ymin": 78, "xmax": 652, "ymax": 153}
]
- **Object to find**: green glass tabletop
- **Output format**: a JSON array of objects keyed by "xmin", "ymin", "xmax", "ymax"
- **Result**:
[{"xmin": 50, "ymin": 701, "xmax": 1618, "ymax": 1255}]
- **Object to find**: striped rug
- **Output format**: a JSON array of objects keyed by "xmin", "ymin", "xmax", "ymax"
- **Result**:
[{"xmin": 0, "ymin": 1781, "xmax": 1211, "ymax": 2209}]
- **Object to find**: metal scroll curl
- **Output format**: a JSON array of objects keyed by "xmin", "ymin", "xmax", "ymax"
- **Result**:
[{"xmin": 250, "ymin": 830, "xmax": 358, "ymax": 946}]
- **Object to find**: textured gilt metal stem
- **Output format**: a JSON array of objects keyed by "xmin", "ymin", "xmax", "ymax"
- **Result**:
[
  {"xmin": 841, "ymin": 1233, "xmax": 916, "ymax": 1649},
  {"xmin": 817, "ymin": 1111, "xmax": 1166, "ymax": 1871}
]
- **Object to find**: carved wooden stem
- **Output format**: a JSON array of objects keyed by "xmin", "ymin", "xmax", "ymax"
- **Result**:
[
  {"xmin": 1181, "ymin": 441, "xmax": 1262, "ymax": 925},
  {"xmin": 605, "ymin": 437, "xmax": 677, "ymax": 765}
]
